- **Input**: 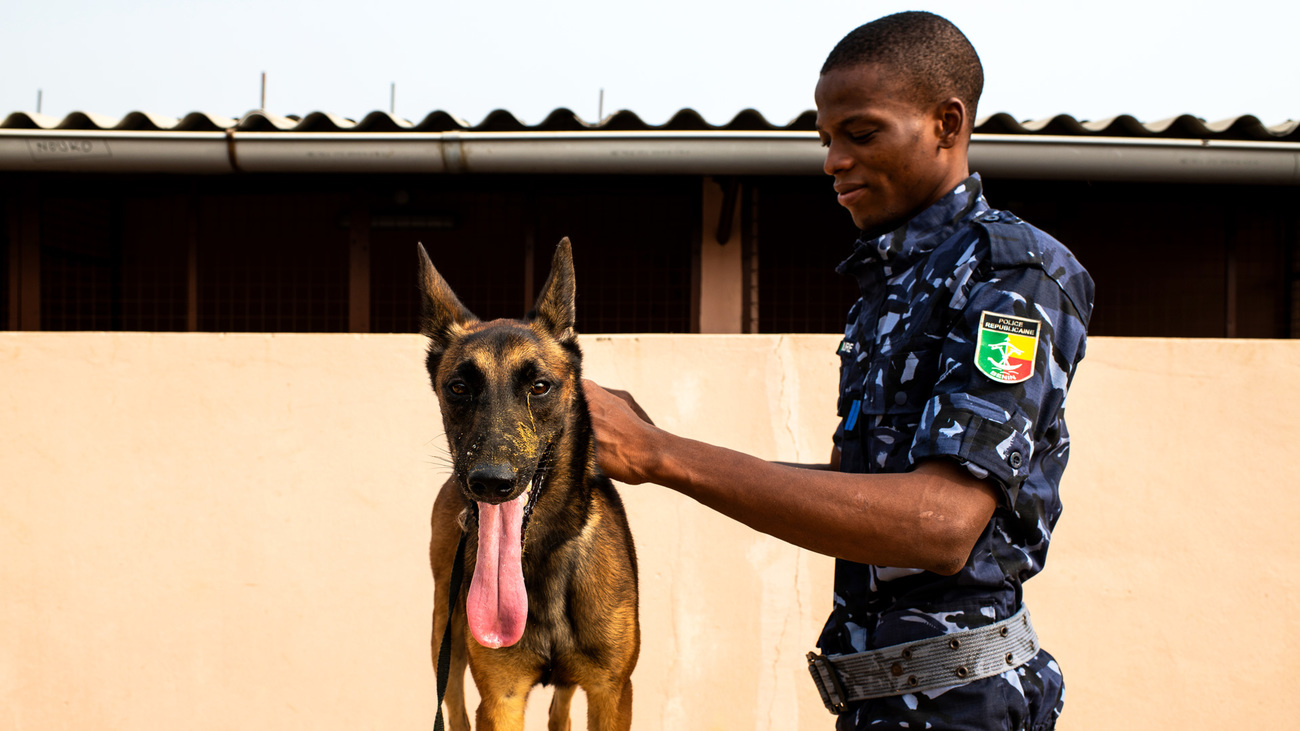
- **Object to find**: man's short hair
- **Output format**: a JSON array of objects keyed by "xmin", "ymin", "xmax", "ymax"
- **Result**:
[{"xmin": 821, "ymin": 11, "xmax": 984, "ymax": 124}]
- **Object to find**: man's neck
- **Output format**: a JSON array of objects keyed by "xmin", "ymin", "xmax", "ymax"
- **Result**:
[{"xmin": 860, "ymin": 163, "xmax": 971, "ymax": 240}]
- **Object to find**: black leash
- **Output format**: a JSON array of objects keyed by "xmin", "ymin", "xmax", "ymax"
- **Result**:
[{"xmin": 434, "ymin": 531, "xmax": 467, "ymax": 731}]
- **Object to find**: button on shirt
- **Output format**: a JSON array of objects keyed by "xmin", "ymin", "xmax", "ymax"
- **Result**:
[{"xmin": 820, "ymin": 174, "xmax": 1094, "ymax": 656}]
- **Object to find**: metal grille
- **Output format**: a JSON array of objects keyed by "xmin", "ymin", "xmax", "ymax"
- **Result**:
[
  {"xmin": 755, "ymin": 178, "xmax": 861, "ymax": 333},
  {"xmin": 371, "ymin": 233, "xmax": 529, "ymax": 333},
  {"xmin": 370, "ymin": 191, "xmax": 529, "ymax": 334},
  {"xmin": 11, "ymin": 174, "xmax": 1295, "ymax": 338},
  {"xmin": 197, "ymin": 193, "xmax": 349, "ymax": 332},
  {"xmin": 560, "ymin": 235, "xmax": 692, "ymax": 335},
  {"xmin": 1, "ymin": 204, "xmax": 10, "ymax": 329},
  {"xmin": 534, "ymin": 184, "xmax": 694, "ymax": 334},
  {"xmin": 991, "ymin": 180, "xmax": 1294, "ymax": 339},
  {"xmin": 1075, "ymin": 200, "xmax": 1229, "ymax": 338},
  {"xmin": 1290, "ymin": 210, "xmax": 1300, "ymax": 338},
  {"xmin": 36, "ymin": 195, "xmax": 190, "ymax": 331},
  {"xmin": 40, "ymin": 197, "xmax": 116, "ymax": 330},
  {"xmin": 369, "ymin": 231, "xmax": 421, "ymax": 334},
  {"xmin": 119, "ymin": 197, "xmax": 188, "ymax": 331},
  {"xmin": 370, "ymin": 181, "xmax": 694, "ymax": 335}
]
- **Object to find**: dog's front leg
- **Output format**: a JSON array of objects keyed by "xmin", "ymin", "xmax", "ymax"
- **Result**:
[
  {"xmin": 430, "ymin": 604, "xmax": 471, "ymax": 730},
  {"xmin": 443, "ymin": 620, "xmax": 472, "ymax": 731},
  {"xmin": 472, "ymin": 671, "xmax": 533, "ymax": 731},
  {"xmin": 431, "ymin": 481, "xmax": 472, "ymax": 730},
  {"xmin": 547, "ymin": 685, "xmax": 576, "ymax": 731},
  {"xmin": 584, "ymin": 678, "xmax": 633, "ymax": 731}
]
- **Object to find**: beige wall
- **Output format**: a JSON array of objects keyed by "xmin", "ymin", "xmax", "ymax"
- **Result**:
[{"xmin": 1, "ymin": 333, "xmax": 1297, "ymax": 730}]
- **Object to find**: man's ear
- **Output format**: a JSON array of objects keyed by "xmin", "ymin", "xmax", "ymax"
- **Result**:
[
  {"xmin": 527, "ymin": 238, "xmax": 576, "ymax": 344},
  {"xmin": 935, "ymin": 97, "xmax": 968, "ymax": 150},
  {"xmin": 417, "ymin": 242, "xmax": 477, "ymax": 355}
]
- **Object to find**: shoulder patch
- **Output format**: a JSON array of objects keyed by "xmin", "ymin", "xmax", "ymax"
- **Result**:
[{"xmin": 975, "ymin": 311, "xmax": 1040, "ymax": 384}]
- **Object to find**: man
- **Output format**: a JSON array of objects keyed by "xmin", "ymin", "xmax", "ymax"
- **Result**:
[{"xmin": 584, "ymin": 11, "xmax": 1092, "ymax": 730}]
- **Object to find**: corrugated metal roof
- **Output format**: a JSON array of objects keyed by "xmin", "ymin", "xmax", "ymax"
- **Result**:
[
  {"xmin": 3, "ymin": 108, "xmax": 1298, "ymax": 183},
  {"xmin": 2, "ymin": 108, "xmax": 1298, "ymax": 142}
]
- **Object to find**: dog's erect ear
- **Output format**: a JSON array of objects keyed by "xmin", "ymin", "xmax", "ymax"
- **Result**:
[
  {"xmin": 528, "ymin": 238, "xmax": 576, "ymax": 343},
  {"xmin": 417, "ymin": 242, "xmax": 477, "ymax": 354}
]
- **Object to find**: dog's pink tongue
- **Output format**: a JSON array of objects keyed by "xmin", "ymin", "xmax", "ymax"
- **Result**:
[{"xmin": 467, "ymin": 493, "xmax": 528, "ymax": 648}]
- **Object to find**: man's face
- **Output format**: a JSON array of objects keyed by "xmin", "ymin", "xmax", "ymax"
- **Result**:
[{"xmin": 815, "ymin": 63, "xmax": 958, "ymax": 236}]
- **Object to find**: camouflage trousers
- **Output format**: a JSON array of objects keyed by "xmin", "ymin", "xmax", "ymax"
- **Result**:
[{"xmin": 835, "ymin": 648, "xmax": 1063, "ymax": 731}]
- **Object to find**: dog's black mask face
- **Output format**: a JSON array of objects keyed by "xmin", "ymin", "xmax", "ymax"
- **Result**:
[
  {"xmin": 419, "ymin": 238, "xmax": 584, "ymax": 650},
  {"xmin": 417, "ymin": 239, "xmax": 581, "ymax": 508}
]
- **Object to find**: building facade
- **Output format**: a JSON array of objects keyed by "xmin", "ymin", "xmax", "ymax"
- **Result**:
[{"xmin": 4, "ymin": 108, "xmax": 1298, "ymax": 337}]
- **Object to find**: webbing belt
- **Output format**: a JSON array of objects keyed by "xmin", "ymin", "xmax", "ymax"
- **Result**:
[{"xmin": 806, "ymin": 604, "xmax": 1039, "ymax": 714}]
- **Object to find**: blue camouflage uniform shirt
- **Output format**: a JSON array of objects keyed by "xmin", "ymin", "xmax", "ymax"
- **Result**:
[{"xmin": 822, "ymin": 175, "xmax": 1093, "ymax": 730}]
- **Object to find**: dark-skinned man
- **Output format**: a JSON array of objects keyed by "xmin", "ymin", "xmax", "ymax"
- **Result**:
[{"xmin": 585, "ymin": 11, "xmax": 1092, "ymax": 730}]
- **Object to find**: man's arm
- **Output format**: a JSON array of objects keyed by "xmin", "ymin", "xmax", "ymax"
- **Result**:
[
  {"xmin": 773, "ymin": 446, "xmax": 840, "ymax": 471},
  {"xmin": 584, "ymin": 380, "xmax": 997, "ymax": 576}
]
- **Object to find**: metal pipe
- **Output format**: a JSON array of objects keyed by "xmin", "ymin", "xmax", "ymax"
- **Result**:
[
  {"xmin": 230, "ymin": 131, "xmax": 824, "ymax": 174},
  {"xmin": 1, "ymin": 128, "xmax": 1298, "ymax": 184},
  {"xmin": 0, "ymin": 130, "xmax": 232, "ymax": 173},
  {"xmin": 970, "ymin": 134, "xmax": 1300, "ymax": 185}
]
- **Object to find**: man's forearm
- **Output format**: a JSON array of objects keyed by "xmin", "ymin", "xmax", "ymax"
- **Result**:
[
  {"xmin": 775, "ymin": 445, "xmax": 841, "ymax": 472},
  {"xmin": 773, "ymin": 461, "xmax": 834, "ymax": 470},
  {"xmin": 637, "ymin": 426, "xmax": 995, "ymax": 575}
]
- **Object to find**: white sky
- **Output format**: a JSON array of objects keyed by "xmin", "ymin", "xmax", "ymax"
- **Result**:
[{"xmin": 3, "ymin": 0, "xmax": 1297, "ymax": 128}]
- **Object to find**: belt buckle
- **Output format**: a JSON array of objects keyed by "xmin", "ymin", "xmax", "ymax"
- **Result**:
[{"xmin": 806, "ymin": 652, "xmax": 849, "ymax": 715}]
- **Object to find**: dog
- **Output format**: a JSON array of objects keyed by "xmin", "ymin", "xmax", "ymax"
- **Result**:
[{"xmin": 422, "ymin": 238, "xmax": 640, "ymax": 731}]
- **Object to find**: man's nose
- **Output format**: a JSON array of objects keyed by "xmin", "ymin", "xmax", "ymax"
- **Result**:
[{"xmin": 823, "ymin": 141, "xmax": 852, "ymax": 176}]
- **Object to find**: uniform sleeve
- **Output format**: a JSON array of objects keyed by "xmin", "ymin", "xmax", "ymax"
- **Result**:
[{"xmin": 908, "ymin": 265, "xmax": 1086, "ymax": 507}]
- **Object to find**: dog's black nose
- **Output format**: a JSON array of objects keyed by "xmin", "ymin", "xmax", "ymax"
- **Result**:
[{"xmin": 467, "ymin": 464, "xmax": 516, "ymax": 502}]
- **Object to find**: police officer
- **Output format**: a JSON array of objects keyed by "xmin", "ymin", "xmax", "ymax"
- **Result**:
[{"xmin": 584, "ymin": 11, "xmax": 1091, "ymax": 730}]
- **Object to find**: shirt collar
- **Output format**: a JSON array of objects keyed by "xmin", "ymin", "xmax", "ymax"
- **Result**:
[{"xmin": 836, "ymin": 173, "xmax": 990, "ymax": 276}]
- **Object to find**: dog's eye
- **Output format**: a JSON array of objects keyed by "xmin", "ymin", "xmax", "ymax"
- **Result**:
[
  {"xmin": 447, "ymin": 381, "xmax": 469, "ymax": 396},
  {"xmin": 530, "ymin": 381, "xmax": 551, "ymax": 396}
]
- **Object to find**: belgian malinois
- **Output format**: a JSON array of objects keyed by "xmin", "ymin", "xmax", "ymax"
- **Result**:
[{"xmin": 422, "ymin": 239, "xmax": 639, "ymax": 731}]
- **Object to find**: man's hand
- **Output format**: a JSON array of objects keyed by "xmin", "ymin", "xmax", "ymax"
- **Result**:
[{"xmin": 583, "ymin": 379, "xmax": 658, "ymax": 485}]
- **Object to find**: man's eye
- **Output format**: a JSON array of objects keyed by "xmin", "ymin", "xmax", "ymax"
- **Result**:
[
  {"xmin": 448, "ymin": 381, "xmax": 469, "ymax": 396},
  {"xmin": 530, "ymin": 381, "xmax": 551, "ymax": 396}
]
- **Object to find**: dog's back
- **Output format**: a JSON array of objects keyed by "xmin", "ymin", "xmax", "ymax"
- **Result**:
[{"xmin": 423, "ymin": 239, "xmax": 639, "ymax": 730}]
